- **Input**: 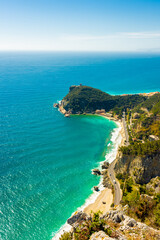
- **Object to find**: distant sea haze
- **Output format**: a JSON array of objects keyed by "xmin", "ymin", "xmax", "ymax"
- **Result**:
[{"xmin": 0, "ymin": 52, "xmax": 160, "ymax": 240}]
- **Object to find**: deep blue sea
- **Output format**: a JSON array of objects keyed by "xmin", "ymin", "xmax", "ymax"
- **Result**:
[{"xmin": 0, "ymin": 52, "xmax": 160, "ymax": 240}]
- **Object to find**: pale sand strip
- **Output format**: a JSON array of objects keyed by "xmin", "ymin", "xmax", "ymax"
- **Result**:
[{"xmin": 84, "ymin": 188, "xmax": 113, "ymax": 215}]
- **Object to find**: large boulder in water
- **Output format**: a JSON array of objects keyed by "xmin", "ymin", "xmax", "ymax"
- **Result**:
[
  {"xmin": 92, "ymin": 169, "xmax": 101, "ymax": 175},
  {"xmin": 94, "ymin": 186, "xmax": 99, "ymax": 191}
]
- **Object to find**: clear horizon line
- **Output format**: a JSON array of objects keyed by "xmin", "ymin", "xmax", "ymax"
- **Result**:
[{"xmin": 0, "ymin": 49, "xmax": 160, "ymax": 53}]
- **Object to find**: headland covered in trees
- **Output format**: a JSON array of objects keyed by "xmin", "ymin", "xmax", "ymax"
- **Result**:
[{"xmin": 54, "ymin": 85, "xmax": 147, "ymax": 117}]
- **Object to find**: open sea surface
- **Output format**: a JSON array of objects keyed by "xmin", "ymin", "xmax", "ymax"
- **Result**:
[{"xmin": 0, "ymin": 52, "xmax": 160, "ymax": 240}]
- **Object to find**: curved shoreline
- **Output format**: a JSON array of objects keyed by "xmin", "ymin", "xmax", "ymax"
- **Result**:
[
  {"xmin": 52, "ymin": 114, "xmax": 123, "ymax": 240},
  {"xmin": 83, "ymin": 117, "xmax": 123, "ymax": 214}
]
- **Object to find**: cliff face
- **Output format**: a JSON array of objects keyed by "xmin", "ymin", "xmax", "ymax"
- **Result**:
[{"xmin": 115, "ymin": 153, "xmax": 160, "ymax": 184}]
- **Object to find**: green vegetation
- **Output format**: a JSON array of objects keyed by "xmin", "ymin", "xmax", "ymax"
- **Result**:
[
  {"xmin": 129, "ymin": 93, "xmax": 160, "ymax": 141},
  {"xmin": 131, "ymin": 113, "xmax": 160, "ymax": 140},
  {"xmin": 120, "ymin": 140, "xmax": 160, "ymax": 156},
  {"xmin": 60, "ymin": 232, "xmax": 72, "ymax": 240},
  {"xmin": 59, "ymin": 207, "xmax": 160, "ymax": 239},
  {"xmin": 118, "ymin": 174, "xmax": 160, "ymax": 229},
  {"xmin": 59, "ymin": 211, "xmax": 118, "ymax": 240},
  {"xmin": 140, "ymin": 93, "xmax": 160, "ymax": 112},
  {"xmin": 63, "ymin": 86, "xmax": 146, "ymax": 114}
]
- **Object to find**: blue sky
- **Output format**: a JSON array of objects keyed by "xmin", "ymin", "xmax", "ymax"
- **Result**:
[{"xmin": 0, "ymin": 0, "xmax": 160, "ymax": 51}]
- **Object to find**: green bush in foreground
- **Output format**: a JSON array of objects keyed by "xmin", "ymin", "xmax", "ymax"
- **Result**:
[{"xmin": 59, "ymin": 211, "xmax": 116, "ymax": 240}]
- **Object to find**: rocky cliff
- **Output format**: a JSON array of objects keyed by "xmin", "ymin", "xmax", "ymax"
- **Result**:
[
  {"xmin": 115, "ymin": 153, "xmax": 160, "ymax": 184},
  {"xmin": 60, "ymin": 207, "xmax": 160, "ymax": 240}
]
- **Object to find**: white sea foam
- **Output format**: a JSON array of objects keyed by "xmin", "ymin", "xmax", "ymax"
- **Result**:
[
  {"xmin": 51, "ymin": 223, "xmax": 72, "ymax": 240},
  {"xmin": 105, "ymin": 121, "xmax": 122, "ymax": 164},
  {"xmin": 52, "ymin": 120, "xmax": 122, "ymax": 240}
]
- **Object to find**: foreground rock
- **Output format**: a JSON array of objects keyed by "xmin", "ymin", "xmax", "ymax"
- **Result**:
[
  {"xmin": 61, "ymin": 207, "xmax": 160, "ymax": 240},
  {"xmin": 104, "ymin": 208, "xmax": 160, "ymax": 239},
  {"xmin": 67, "ymin": 211, "xmax": 88, "ymax": 225}
]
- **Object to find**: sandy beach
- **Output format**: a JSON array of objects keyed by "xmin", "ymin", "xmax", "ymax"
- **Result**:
[{"xmin": 84, "ymin": 188, "xmax": 113, "ymax": 215}]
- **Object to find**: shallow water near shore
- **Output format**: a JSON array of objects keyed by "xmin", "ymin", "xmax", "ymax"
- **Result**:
[{"xmin": 0, "ymin": 52, "xmax": 160, "ymax": 240}]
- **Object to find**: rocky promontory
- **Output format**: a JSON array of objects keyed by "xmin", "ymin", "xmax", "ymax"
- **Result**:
[
  {"xmin": 60, "ymin": 207, "xmax": 160, "ymax": 240},
  {"xmin": 54, "ymin": 85, "xmax": 146, "ymax": 117}
]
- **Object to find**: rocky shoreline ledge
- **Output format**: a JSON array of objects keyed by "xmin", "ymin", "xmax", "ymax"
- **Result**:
[{"xmin": 61, "ymin": 205, "xmax": 160, "ymax": 240}]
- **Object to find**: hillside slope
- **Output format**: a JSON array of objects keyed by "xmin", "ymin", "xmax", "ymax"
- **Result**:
[{"xmin": 62, "ymin": 85, "xmax": 146, "ymax": 115}]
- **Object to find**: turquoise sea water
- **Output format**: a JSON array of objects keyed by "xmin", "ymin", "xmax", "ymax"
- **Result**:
[{"xmin": 0, "ymin": 52, "xmax": 160, "ymax": 240}]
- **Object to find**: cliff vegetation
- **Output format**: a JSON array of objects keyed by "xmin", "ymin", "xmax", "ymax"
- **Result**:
[
  {"xmin": 62, "ymin": 85, "xmax": 146, "ymax": 116},
  {"xmin": 115, "ymin": 92, "xmax": 160, "ymax": 230}
]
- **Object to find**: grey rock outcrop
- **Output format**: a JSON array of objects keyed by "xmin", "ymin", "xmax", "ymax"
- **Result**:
[
  {"xmin": 115, "ymin": 154, "xmax": 160, "ymax": 184},
  {"xmin": 120, "ymin": 216, "xmax": 138, "ymax": 231},
  {"xmin": 104, "ymin": 210, "xmax": 124, "ymax": 222},
  {"xmin": 113, "ymin": 213, "xmax": 125, "ymax": 223},
  {"xmin": 67, "ymin": 211, "xmax": 88, "ymax": 225},
  {"xmin": 64, "ymin": 208, "xmax": 160, "ymax": 240},
  {"xmin": 126, "ymin": 218, "xmax": 137, "ymax": 227}
]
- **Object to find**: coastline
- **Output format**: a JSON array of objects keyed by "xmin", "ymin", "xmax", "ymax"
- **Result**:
[
  {"xmin": 83, "ymin": 115, "xmax": 123, "ymax": 214},
  {"xmin": 52, "ymin": 113, "xmax": 124, "ymax": 240}
]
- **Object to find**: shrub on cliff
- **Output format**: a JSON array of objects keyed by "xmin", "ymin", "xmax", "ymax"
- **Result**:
[
  {"xmin": 120, "ymin": 175, "xmax": 160, "ymax": 228},
  {"xmin": 60, "ymin": 211, "xmax": 119, "ymax": 240}
]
